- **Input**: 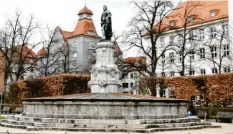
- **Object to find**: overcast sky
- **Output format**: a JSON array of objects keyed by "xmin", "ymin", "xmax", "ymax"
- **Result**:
[
  {"xmin": 0, "ymin": 0, "xmax": 230, "ymax": 57},
  {"xmin": 0, "ymin": 0, "xmax": 133, "ymax": 37}
]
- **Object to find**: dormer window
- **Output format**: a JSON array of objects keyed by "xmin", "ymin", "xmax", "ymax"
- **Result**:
[
  {"xmin": 188, "ymin": 16, "xmax": 195, "ymax": 22},
  {"xmin": 210, "ymin": 9, "xmax": 219, "ymax": 17},
  {"xmin": 210, "ymin": 11, "xmax": 216, "ymax": 17},
  {"xmin": 170, "ymin": 21, "xmax": 175, "ymax": 27},
  {"xmin": 169, "ymin": 20, "xmax": 175, "ymax": 27}
]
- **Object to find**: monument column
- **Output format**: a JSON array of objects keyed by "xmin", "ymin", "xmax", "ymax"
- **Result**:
[
  {"xmin": 88, "ymin": 41, "xmax": 122, "ymax": 93},
  {"xmin": 88, "ymin": 5, "xmax": 121, "ymax": 93}
]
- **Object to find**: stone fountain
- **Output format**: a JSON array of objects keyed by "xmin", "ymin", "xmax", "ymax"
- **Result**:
[{"xmin": 0, "ymin": 5, "xmax": 218, "ymax": 133}]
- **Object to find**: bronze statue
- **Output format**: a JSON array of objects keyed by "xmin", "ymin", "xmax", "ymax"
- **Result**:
[{"xmin": 101, "ymin": 5, "xmax": 112, "ymax": 40}]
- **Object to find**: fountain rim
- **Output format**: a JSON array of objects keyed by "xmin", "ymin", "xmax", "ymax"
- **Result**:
[{"xmin": 22, "ymin": 93, "xmax": 188, "ymax": 103}]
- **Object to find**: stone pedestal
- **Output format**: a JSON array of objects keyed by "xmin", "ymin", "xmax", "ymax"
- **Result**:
[{"xmin": 88, "ymin": 41, "xmax": 121, "ymax": 93}]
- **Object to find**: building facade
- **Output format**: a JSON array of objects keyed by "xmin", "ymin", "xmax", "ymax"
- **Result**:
[
  {"xmin": 153, "ymin": 1, "xmax": 231, "ymax": 77},
  {"xmin": 36, "ymin": 6, "xmax": 146, "ymax": 95},
  {"xmin": 37, "ymin": 6, "xmax": 100, "ymax": 75}
]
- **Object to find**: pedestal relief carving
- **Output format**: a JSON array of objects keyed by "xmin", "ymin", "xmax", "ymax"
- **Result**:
[{"xmin": 88, "ymin": 41, "xmax": 121, "ymax": 93}]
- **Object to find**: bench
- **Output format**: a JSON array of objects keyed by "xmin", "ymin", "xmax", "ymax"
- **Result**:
[
  {"xmin": 197, "ymin": 110, "xmax": 208, "ymax": 119},
  {"xmin": 1, "ymin": 107, "xmax": 10, "ymax": 114},
  {"xmin": 215, "ymin": 112, "xmax": 233, "ymax": 123},
  {"xmin": 12, "ymin": 107, "xmax": 23, "ymax": 114}
]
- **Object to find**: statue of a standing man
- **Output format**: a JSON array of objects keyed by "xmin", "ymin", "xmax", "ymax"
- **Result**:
[{"xmin": 101, "ymin": 5, "xmax": 112, "ymax": 40}]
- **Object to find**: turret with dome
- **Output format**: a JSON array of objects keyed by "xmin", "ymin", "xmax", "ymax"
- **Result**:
[{"xmin": 37, "ymin": 5, "xmax": 100, "ymax": 75}]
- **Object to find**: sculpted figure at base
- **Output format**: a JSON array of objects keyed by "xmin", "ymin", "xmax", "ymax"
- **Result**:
[{"xmin": 101, "ymin": 5, "xmax": 112, "ymax": 40}]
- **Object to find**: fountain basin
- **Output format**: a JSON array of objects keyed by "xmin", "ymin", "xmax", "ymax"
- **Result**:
[{"xmin": 22, "ymin": 93, "xmax": 188, "ymax": 119}]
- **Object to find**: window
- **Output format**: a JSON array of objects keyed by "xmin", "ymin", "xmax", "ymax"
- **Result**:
[
  {"xmin": 179, "ymin": 71, "xmax": 183, "ymax": 76},
  {"xmin": 212, "ymin": 68, "xmax": 218, "ymax": 74},
  {"xmin": 161, "ymin": 72, "xmax": 166, "ymax": 77},
  {"xmin": 130, "ymin": 73, "xmax": 134, "ymax": 79},
  {"xmin": 199, "ymin": 29, "xmax": 205, "ymax": 40},
  {"xmin": 224, "ymin": 67, "xmax": 231, "ymax": 73},
  {"xmin": 189, "ymin": 30, "xmax": 196, "ymax": 41},
  {"xmin": 122, "ymin": 83, "xmax": 129, "ymax": 88},
  {"xmin": 178, "ymin": 35, "xmax": 183, "ymax": 44},
  {"xmin": 189, "ymin": 50, "xmax": 194, "ymax": 61},
  {"xmin": 200, "ymin": 48, "xmax": 205, "ymax": 59},
  {"xmin": 200, "ymin": 69, "xmax": 206, "ymax": 75},
  {"xmin": 222, "ymin": 24, "xmax": 229, "ymax": 36},
  {"xmin": 188, "ymin": 16, "xmax": 195, "ymax": 22},
  {"xmin": 189, "ymin": 69, "xmax": 195, "ymax": 76},
  {"xmin": 211, "ymin": 46, "xmax": 217, "ymax": 58},
  {"xmin": 160, "ymin": 37, "xmax": 165, "ymax": 44},
  {"xmin": 133, "ymin": 72, "xmax": 138, "ymax": 79},
  {"xmin": 179, "ymin": 53, "xmax": 182, "ymax": 62},
  {"xmin": 169, "ymin": 52, "xmax": 175, "ymax": 63},
  {"xmin": 169, "ymin": 21, "xmax": 175, "ymax": 27},
  {"xmin": 210, "ymin": 11, "xmax": 216, "ymax": 17},
  {"xmin": 210, "ymin": 27, "xmax": 217, "ymax": 38},
  {"xmin": 223, "ymin": 44, "xmax": 229, "ymax": 56},
  {"xmin": 170, "ymin": 71, "xmax": 175, "ymax": 77},
  {"xmin": 122, "ymin": 73, "xmax": 127, "ymax": 79},
  {"xmin": 162, "ymin": 54, "xmax": 166, "ymax": 64},
  {"xmin": 169, "ymin": 36, "xmax": 173, "ymax": 44},
  {"xmin": 131, "ymin": 83, "xmax": 134, "ymax": 88}
]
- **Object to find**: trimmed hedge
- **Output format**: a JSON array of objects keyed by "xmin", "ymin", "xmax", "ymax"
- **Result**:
[
  {"xmin": 195, "ymin": 106, "xmax": 233, "ymax": 119},
  {"xmin": 140, "ymin": 73, "xmax": 233, "ymax": 106},
  {"xmin": 0, "ymin": 104, "xmax": 23, "ymax": 113},
  {"xmin": 5, "ymin": 74, "xmax": 90, "ymax": 104}
]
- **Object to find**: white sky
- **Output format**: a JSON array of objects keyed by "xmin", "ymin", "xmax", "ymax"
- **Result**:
[
  {"xmin": 0, "ymin": 0, "xmax": 231, "ymax": 57},
  {"xmin": 0, "ymin": 0, "xmax": 133, "ymax": 38}
]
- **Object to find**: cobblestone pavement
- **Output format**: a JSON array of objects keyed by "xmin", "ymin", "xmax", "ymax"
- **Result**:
[{"xmin": 0, "ymin": 122, "xmax": 232, "ymax": 134}]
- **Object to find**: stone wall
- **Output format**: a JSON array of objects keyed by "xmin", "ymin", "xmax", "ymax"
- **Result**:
[{"xmin": 22, "ymin": 99, "xmax": 187, "ymax": 119}]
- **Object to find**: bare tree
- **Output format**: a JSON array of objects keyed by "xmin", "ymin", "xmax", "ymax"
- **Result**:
[
  {"xmin": 37, "ymin": 27, "xmax": 69, "ymax": 76},
  {"xmin": 0, "ymin": 10, "xmax": 40, "ymax": 87},
  {"xmin": 170, "ymin": 1, "xmax": 204, "ymax": 76},
  {"xmin": 123, "ymin": 0, "xmax": 175, "ymax": 76},
  {"xmin": 201, "ymin": 21, "xmax": 232, "ymax": 74}
]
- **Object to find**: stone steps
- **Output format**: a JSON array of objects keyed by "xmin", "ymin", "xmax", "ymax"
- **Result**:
[
  {"xmin": 143, "ymin": 117, "xmax": 201, "ymax": 124},
  {"xmin": 7, "ymin": 115, "xmax": 201, "ymax": 124},
  {"xmin": 24, "ymin": 121, "xmax": 209, "ymax": 129},
  {"xmin": 0, "ymin": 115, "xmax": 220, "ymax": 133},
  {"xmin": 24, "ymin": 125, "xmax": 220, "ymax": 133},
  {"xmin": 148, "ymin": 125, "xmax": 221, "ymax": 133},
  {"xmin": 0, "ymin": 122, "xmax": 26, "ymax": 129},
  {"xmin": 143, "ymin": 122, "xmax": 211, "ymax": 129},
  {"xmin": 2, "ymin": 119, "xmax": 208, "ymax": 129}
]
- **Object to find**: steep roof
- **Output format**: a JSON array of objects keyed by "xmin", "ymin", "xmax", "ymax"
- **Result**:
[
  {"xmin": 124, "ymin": 56, "xmax": 146, "ymax": 65},
  {"xmin": 61, "ymin": 30, "xmax": 73, "ymax": 39},
  {"xmin": 61, "ymin": 6, "xmax": 99, "ymax": 38},
  {"xmin": 78, "ymin": 6, "xmax": 93, "ymax": 15},
  {"xmin": 154, "ymin": 0, "xmax": 228, "ymax": 32},
  {"xmin": 37, "ymin": 48, "xmax": 48, "ymax": 57},
  {"xmin": 15, "ymin": 44, "xmax": 37, "ymax": 58},
  {"xmin": 73, "ymin": 19, "xmax": 98, "ymax": 37}
]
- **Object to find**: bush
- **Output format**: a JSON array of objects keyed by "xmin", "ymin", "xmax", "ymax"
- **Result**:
[
  {"xmin": 140, "ymin": 73, "xmax": 233, "ymax": 106},
  {"xmin": 5, "ymin": 74, "xmax": 91, "ymax": 104},
  {"xmin": 0, "ymin": 104, "xmax": 23, "ymax": 113},
  {"xmin": 195, "ymin": 106, "xmax": 233, "ymax": 119}
]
